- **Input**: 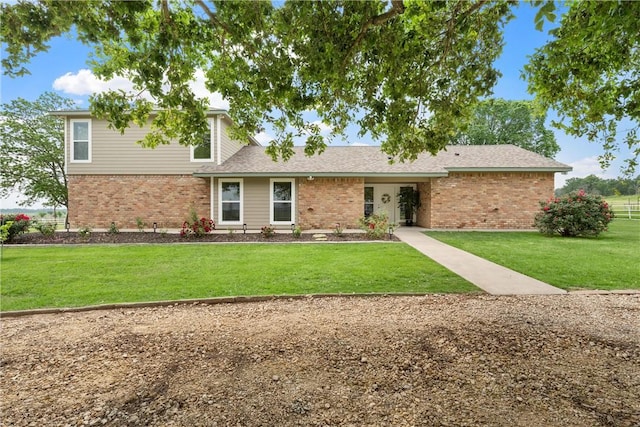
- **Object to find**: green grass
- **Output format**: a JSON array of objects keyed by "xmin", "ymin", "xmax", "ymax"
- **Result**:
[
  {"xmin": 425, "ymin": 220, "xmax": 640, "ymax": 291},
  {"xmin": 0, "ymin": 243, "xmax": 478, "ymax": 311}
]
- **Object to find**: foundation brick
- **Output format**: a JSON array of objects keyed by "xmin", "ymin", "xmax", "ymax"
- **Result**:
[
  {"xmin": 427, "ymin": 172, "xmax": 555, "ymax": 229},
  {"xmin": 68, "ymin": 175, "xmax": 210, "ymax": 229}
]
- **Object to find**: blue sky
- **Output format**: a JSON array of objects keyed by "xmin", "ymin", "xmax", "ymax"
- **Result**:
[{"xmin": 0, "ymin": 3, "xmax": 631, "ymax": 208}]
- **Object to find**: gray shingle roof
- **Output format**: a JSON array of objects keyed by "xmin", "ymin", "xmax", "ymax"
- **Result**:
[{"xmin": 194, "ymin": 145, "xmax": 572, "ymax": 177}]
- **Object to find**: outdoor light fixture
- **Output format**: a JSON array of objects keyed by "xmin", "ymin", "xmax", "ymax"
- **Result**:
[
  {"xmin": 65, "ymin": 221, "xmax": 70, "ymax": 233},
  {"xmin": 153, "ymin": 222, "xmax": 157, "ymax": 233},
  {"xmin": 243, "ymin": 223, "xmax": 247, "ymax": 234},
  {"xmin": 388, "ymin": 225, "xmax": 394, "ymax": 239},
  {"xmin": 291, "ymin": 223, "xmax": 295, "ymax": 232},
  {"xmin": 307, "ymin": 176, "xmax": 314, "ymax": 181}
]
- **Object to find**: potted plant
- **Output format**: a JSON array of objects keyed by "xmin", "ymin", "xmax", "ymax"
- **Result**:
[{"xmin": 397, "ymin": 187, "xmax": 420, "ymax": 226}]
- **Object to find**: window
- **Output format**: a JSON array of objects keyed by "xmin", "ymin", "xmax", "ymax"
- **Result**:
[
  {"xmin": 71, "ymin": 119, "xmax": 91, "ymax": 162},
  {"xmin": 191, "ymin": 119, "xmax": 213, "ymax": 161},
  {"xmin": 364, "ymin": 186, "xmax": 374, "ymax": 216},
  {"xmin": 219, "ymin": 179, "xmax": 242, "ymax": 224},
  {"xmin": 270, "ymin": 179, "xmax": 295, "ymax": 224}
]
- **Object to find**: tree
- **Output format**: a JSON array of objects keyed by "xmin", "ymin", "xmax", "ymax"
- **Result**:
[
  {"xmin": 451, "ymin": 98, "xmax": 559, "ymax": 157},
  {"xmin": 0, "ymin": 92, "xmax": 76, "ymax": 209},
  {"xmin": 1, "ymin": 1, "xmax": 637, "ymax": 170},
  {"xmin": 0, "ymin": 0, "xmax": 514, "ymax": 161},
  {"xmin": 525, "ymin": 1, "xmax": 640, "ymax": 175}
]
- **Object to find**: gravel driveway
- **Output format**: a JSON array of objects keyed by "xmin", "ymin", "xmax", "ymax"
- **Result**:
[{"xmin": 1, "ymin": 294, "xmax": 639, "ymax": 426}]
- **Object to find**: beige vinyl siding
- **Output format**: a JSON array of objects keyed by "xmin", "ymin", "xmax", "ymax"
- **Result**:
[
  {"xmin": 219, "ymin": 119, "xmax": 247, "ymax": 163},
  {"xmin": 212, "ymin": 177, "xmax": 298, "ymax": 229},
  {"xmin": 65, "ymin": 115, "xmax": 246, "ymax": 175}
]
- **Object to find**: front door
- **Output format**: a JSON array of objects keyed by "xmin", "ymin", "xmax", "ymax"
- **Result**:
[
  {"xmin": 365, "ymin": 184, "xmax": 417, "ymax": 225},
  {"xmin": 373, "ymin": 184, "xmax": 398, "ymax": 224}
]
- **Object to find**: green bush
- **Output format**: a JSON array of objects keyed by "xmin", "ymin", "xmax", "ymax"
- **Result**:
[
  {"xmin": 34, "ymin": 221, "xmax": 56, "ymax": 237},
  {"xmin": 0, "ymin": 214, "xmax": 31, "ymax": 242},
  {"xmin": 534, "ymin": 190, "xmax": 614, "ymax": 237}
]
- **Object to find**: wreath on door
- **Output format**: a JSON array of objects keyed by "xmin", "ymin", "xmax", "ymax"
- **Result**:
[{"xmin": 381, "ymin": 193, "xmax": 391, "ymax": 204}]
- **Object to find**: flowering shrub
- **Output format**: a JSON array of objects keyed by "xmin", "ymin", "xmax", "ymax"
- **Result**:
[
  {"xmin": 261, "ymin": 225, "xmax": 276, "ymax": 238},
  {"xmin": 534, "ymin": 190, "xmax": 614, "ymax": 237},
  {"xmin": 181, "ymin": 216, "xmax": 215, "ymax": 237},
  {"xmin": 0, "ymin": 213, "xmax": 31, "ymax": 242},
  {"xmin": 358, "ymin": 212, "xmax": 391, "ymax": 239}
]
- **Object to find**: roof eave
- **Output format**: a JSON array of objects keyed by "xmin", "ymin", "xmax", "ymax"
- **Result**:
[
  {"xmin": 48, "ymin": 109, "xmax": 231, "ymax": 118},
  {"xmin": 193, "ymin": 172, "xmax": 449, "ymax": 178},
  {"xmin": 445, "ymin": 167, "xmax": 573, "ymax": 173}
]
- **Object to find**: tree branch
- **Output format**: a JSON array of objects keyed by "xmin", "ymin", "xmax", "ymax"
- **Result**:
[
  {"xmin": 342, "ymin": 0, "xmax": 406, "ymax": 68},
  {"xmin": 193, "ymin": 0, "xmax": 233, "ymax": 35}
]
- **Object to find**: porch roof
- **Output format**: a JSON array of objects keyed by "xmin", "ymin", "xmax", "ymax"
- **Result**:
[{"xmin": 193, "ymin": 145, "xmax": 572, "ymax": 177}]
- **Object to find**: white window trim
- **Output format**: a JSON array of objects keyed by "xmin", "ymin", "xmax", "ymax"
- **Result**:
[
  {"xmin": 270, "ymin": 178, "xmax": 296, "ymax": 225},
  {"xmin": 218, "ymin": 178, "xmax": 243, "ymax": 225},
  {"xmin": 190, "ymin": 118, "xmax": 215, "ymax": 162},
  {"xmin": 70, "ymin": 119, "xmax": 91, "ymax": 163}
]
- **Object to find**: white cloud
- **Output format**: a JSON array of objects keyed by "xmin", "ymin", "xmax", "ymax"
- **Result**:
[
  {"xmin": 53, "ymin": 69, "xmax": 133, "ymax": 95},
  {"xmin": 555, "ymin": 156, "xmax": 616, "ymax": 189},
  {"xmin": 52, "ymin": 68, "xmax": 230, "ymax": 109},
  {"xmin": 311, "ymin": 120, "xmax": 333, "ymax": 134},
  {"xmin": 189, "ymin": 69, "xmax": 230, "ymax": 110}
]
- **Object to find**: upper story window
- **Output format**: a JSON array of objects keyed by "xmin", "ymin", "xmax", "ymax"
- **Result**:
[
  {"xmin": 191, "ymin": 119, "xmax": 214, "ymax": 162},
  {"xmin": 70, "ymin": 119, "xmax": 91, "ymax": 163}
]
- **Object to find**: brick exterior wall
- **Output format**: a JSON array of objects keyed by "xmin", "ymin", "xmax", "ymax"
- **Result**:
[
  {"xmin": 68, "ymin": 175, "xmax": 210, "ymax": 229},
  {"xmin": 416, "ymin": 181, "xmax": 431, "ymax": 228},
  {"xmin": 427, "ymin": 172, "xmax": 555, "ymax": 229},
  {"xmin": 298, "ymin": 178, "xmax": 364, "ymax": 229}
]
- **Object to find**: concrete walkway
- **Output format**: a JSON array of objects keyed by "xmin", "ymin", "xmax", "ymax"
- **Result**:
[{"xmin": 394, "ymin": 227, "xmax": 566, "ymax": 295}]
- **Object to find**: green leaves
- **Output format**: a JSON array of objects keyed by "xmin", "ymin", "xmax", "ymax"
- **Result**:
[
  {"xmin": 0, "ymin": 92, "xmax": 76, "ymax": 208},
  {"xmin": 452, "ymin": 98, "xmax": 560, "ymax": 158},
  {"xmin": 4, "ymin": 0, "xmax": 635, "ymax": 172},
  {"xmin": 525, "ymin": 1, "xmax": 640, "ymax": 175}
]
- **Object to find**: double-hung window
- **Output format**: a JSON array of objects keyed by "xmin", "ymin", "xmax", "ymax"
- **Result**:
[
  {"xmin": 191, "ymin": 119, "xmax": 213, "ymax": 162},
  {"xmin": 364, "ymin": 187, "xmax": 374, "ymax": 217},
  {"xmin": 71, "ymin": 119, "xmax": 91, "ymax": 163},
  {"xmin": 270, "ymin": 179, "xmax": 295, "ymax": 224},
  {"xmin": 219, "ymin": 179, "xmax": 243, "ymax": 224}
]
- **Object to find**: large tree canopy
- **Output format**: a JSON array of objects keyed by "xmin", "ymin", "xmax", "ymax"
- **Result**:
[
  {"xmin": 452, "ymin": 98, "xmax": 559, "ymax": 158},
  {"xmin": 1, "ymin": 0, "xmax": 637, "ymax": 170},
  {"xmin": 0, "ymin": 92, "xmax": 76, "ymax": 208},
  {"xmin": 0, "ymin": 0, "xmax": 513, "ymax": 161},
  {"xmin": 524, "ymin": 1, "xmax": 640, "ymax": 174}
]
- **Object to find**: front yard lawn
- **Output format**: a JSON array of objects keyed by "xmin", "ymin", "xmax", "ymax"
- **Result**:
[
  {"xmin": 425, "ymin": 220, "xmax": 640, "ymax": 291},
  {"xmin": 1, "ymin": 243, "xmax": 478, "ymax": 311}
]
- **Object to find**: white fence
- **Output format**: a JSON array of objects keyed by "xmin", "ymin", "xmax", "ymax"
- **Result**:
[{"xmin": 610, "ymin": 204, "xmax": 640, "ymax": 220}]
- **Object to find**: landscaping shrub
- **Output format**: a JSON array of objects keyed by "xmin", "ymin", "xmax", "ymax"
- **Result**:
[
  {"xmin": 260, "ymin": 225, "xmax": 276, "ymax": 238},
  {"xmin": 358, "ymin": 212, "xmax": 391, "ymax": 239},
  {"xmin": 534, "ymin": 190, "xmax": 614, "ymax": 237},
  {"xmin": 0, "ymin": 214, "xmax": 31, "ymax": 242},
  {"xmin": 34, "ymin": 221, "xmax": 56, "ymax": 237},
  {"xmin": 181, "ymin": 209, "xmax": 215, "ymax": 237}
]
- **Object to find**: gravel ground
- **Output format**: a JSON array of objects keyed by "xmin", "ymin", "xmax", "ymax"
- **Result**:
[{"xmin": 1, "ymin": 294, "xmax": 639, "ymax": 427}]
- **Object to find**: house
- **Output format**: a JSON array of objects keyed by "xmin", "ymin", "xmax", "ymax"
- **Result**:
[{"xmin": 52, "ymin": 110, "xmax": 572, "ymax": 230}]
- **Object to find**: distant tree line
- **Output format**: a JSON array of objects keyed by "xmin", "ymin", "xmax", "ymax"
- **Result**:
[{"xmin": 556, "ymin": 175, "xmax": 640, "ymax": 197}]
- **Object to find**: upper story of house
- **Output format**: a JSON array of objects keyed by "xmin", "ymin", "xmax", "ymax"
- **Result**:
[{"xmin": 51, "ymin": 110, "xmax": 259, "ymax": 175}]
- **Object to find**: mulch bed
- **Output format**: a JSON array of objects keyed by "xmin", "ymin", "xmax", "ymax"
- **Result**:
[{"xmin": 9, "ymin": 231, "xmax": 399, "ymax": 245}]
